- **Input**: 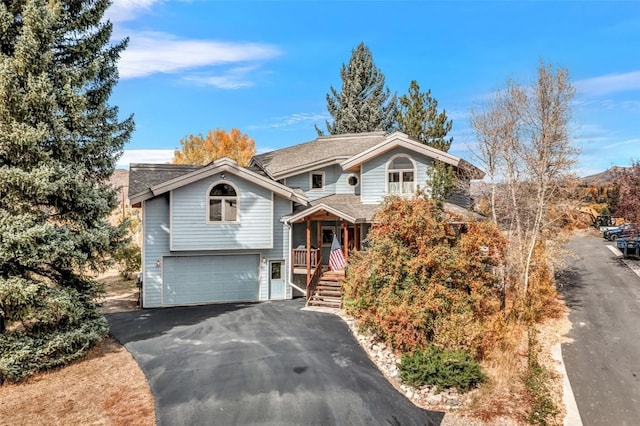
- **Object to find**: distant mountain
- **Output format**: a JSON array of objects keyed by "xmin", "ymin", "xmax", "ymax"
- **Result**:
[{"xmin": 581, "ymin": 166, "xmax": 627, "ymax": 185}]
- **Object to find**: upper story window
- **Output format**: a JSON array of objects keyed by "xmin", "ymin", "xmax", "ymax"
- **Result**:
[
  {"xmin": 310, "ymin": 171, "xmax": 325, "ymax": 191},
  {"xmin": 208, "ymin": 183, "xmax": 238, "ymax": 222},
  {"xmin": 386, "ymin": 155, "xmax": 415, "ymax": 195}
]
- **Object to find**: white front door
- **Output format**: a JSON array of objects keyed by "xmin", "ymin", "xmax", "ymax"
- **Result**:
[{"xmin": 269, "ymin": 260, "xmax": 286, "ymax": 299}]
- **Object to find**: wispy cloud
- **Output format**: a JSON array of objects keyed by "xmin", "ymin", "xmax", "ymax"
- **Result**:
[
  {"xmin": 118, "ymin": 32, "xmax": 282, "ymax": 80},
  {"xmin": 106, "ymin": 0, "xmax": 162, "ymax": 23},
  {"xmin": 183, "ymin": 66, "xmax": 258, "ymax": 89},
  {"xmin": 248, "ymin": 112, "xmax": 330, "ymax": 130},
  {"xmin": 118, "ymin": 149, "xmax": 175, "ymax": 168},
  {"xmin": 604, "ymin": 138, "xmax": 640, "ymax": 150},
  {"xmin": 444, "ymin": 108, "xmax": 470, "ymax": 122},
  {"xmin": 575, "ymin": 70, "xmax": 640, "ymax": 97}
]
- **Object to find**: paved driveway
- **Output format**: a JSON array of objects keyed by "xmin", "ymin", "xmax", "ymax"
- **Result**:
[
  {"xmin": 558, "ymin": 235, "xmax": 640, "ymax": 425},
  {"xmin": 106, "ymin": 299, "xmax": 443, "ymax": 425}
]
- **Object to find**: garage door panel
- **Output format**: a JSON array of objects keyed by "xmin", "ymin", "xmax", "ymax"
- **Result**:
[{"xmin": 163, "ymin": 255, "xmax": 259, "ymax": 306}]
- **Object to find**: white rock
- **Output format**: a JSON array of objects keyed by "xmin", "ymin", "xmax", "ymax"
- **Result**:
[{"xmin": 427, "ymin": 394, "xmax": 443, "ymax": 405}]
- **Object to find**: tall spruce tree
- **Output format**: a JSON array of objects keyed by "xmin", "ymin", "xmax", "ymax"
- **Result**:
[
  {"xmin": 397, "ymin": 80, "xmax": 453, "ymax": 152},
  {"xmin": 316, "ymin": 42, "xmax": 397, "ymax": 135},
  {"xmin": 0, "ymin": 0, "xmax": 133, "ymax": 381},
  {"xmin": 397, "ymin": 80, "xmax": 455, "ymax": 206}
]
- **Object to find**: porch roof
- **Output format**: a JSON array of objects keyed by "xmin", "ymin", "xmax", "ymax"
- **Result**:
[
  {"xmin": 283, "ymin": 194, "xmax": 485, "ymax": 224},
  {"xmin": 284, "ymin": 194, "xmax": 381, "ymax": 224}
]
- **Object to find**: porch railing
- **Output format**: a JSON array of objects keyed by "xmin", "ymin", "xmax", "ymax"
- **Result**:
[
  {"xmin": 292, "ymin": 248, "xmax": 320, "ymax": 268},
  {"xmin": 306, "ymin": 256, "xmax": 323, "ymax": 303}
]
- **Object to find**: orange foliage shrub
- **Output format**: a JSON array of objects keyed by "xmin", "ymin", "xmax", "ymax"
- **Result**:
[{"xmin": 343, "ymin": 197, "xmax": 508, "ymax": 358}]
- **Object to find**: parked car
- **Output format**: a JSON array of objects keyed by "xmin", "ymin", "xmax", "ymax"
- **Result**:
[
  {"xmin": 604, "ymin": 223, "xmax": 640, "ymax": 241},
  {"xmin": 617, "ymin": 236, "xmax": 640, "ymax": 259}
]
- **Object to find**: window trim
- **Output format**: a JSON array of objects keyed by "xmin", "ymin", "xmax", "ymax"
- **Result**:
[
  {"xmin": 347, "ymin": 174, "xmax": 359, "ymax": 187},
  {"xmin": 206, "ymin": 181, "xmax": 239, "ymax": 223},
  {"xmin": 309, "ymin": 171, "xmax": 325, "ymax": 191},
  {"xmin": 385, "ymin": 154, "xmax": 416, "ymax": 195}
]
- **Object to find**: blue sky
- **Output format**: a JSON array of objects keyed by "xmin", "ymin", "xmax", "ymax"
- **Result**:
[{"xmin": 107, "ymin": 0, "xmax": 640, "ymax": 177}]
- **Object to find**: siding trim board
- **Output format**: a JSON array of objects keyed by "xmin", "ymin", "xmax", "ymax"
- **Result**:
[
  {"xmin": 141, "ymin": 199, "xmax": 146, "ymax": 307},
  {"xmin": 168, "ymin": 190, "xmax": 173, "ymax": 252}
]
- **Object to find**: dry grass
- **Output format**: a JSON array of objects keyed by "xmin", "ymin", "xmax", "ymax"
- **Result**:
[
  {"xmin": 446, "ymin": 321, "xmax": 529, "ymax": 425},
  {"xmin": 0, "ymin": 270, "xmax": 155, "ymax": 426},
  {"xmin": 452, "ymin": 299, "xmax": 571, "ymax": 425}
]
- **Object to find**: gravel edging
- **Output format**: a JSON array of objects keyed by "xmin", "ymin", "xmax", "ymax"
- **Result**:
[
  {"xmin": 335, "ymin": 308, "xmax": 574, "ymax": 426},
  {"xmin": 337, "ymin": 313, "xmax": 487, "ymax": 423}
]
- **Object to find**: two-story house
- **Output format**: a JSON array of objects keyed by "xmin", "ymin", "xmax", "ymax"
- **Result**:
[{"xmin": 129, "ymin": 131, "xmax": 483, "ymax": 308}]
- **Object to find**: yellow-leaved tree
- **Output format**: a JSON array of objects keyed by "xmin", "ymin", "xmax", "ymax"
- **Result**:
[{"xmin": 172, "ymin": 128, "xmax": 256, "ymax": 166}]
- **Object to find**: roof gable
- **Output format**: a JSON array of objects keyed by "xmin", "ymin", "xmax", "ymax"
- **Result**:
[
  {"xmin": 129, "ymin": 158, "xmax": 308, "ymax": 206},
  {"xmin": 251, "ymin": 132, "xmax": 386, "ymax": 179},
  {"xmin": 341, "ymin": 132, "xmax": 462, "ymax": 171}
]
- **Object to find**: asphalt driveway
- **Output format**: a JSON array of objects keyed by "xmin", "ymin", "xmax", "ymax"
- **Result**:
[
  {"xmin": 106, "ymin": 299, "xmax": 443, "ymax": 425},
  {"xmin": 558, "ymin": 235, "xmax": 640, "ymax": 425}
]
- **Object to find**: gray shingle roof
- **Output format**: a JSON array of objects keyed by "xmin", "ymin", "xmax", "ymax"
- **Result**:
[
  {"xmin": 252, "ymin": 132, "xmax": 387, "ymax": 178},
  {"xmin": 129, "ymin": 163, "xmax": 202, "ymax": 198},
  {"xmin": 308, "ymin": 194, "xmax": 381, "ymax": 221},
  {"xmin": 290, "ymin": 194, "xmax": 484, "ymax": 223}
]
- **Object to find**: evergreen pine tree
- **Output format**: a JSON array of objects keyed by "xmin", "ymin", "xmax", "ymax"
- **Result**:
[
  {"xmin": 0, "ymin": 0, "xmax": 134, "ymax": 381},
  {"xmin": 397, "ymin": 80, "xmax": 456, "ymax": 206},
  {"xmin": 397, "ymin": 80, "xmax": 453, "ymax": 152},
  {"xmin": 316, "ymin": 42, "xmax": 396, "ymax": 135}
]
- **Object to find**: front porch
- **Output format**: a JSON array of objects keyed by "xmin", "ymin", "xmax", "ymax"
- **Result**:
[
  {"xmin": 285, "ymin": 195, "xmax": 380, "ymax": 307},
  {"xmin": 289, "ymin": 219, "xmax": 364, "ymax": 308}
]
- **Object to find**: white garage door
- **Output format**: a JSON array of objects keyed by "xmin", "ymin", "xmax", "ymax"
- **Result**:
[{"xmin": 162, "ymin": 255, "xmax": 260, "ymax": 306}]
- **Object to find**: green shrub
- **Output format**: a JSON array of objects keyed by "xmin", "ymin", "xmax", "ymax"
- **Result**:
[
  {"xmin": 0, "ymin": 315, "xmax": 107, "ymax": 383},
  {"xmin": 398, "ymin": 345, "xmax": 485, "ymax": 392},
  {"xmin": 113, "ymin": 244, "xmax": 141, "ymax": 279}
]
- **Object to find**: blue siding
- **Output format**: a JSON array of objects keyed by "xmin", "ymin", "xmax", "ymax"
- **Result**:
[
  {"xmin": 447, "ymin": 190, "xmax": 471, "ymax": 209},
  {"xmin": 171, "ymin": 173, "xmax": 272, "ymax": 250},
  {"xmin": 361, "ymin": 148, "xmax": 434, "ymax": 204},
  {"xmin": 258, "ymin": 196, "xmax": 292, "ymax": 299},
  {"xmin": 285, "ymin": 165, "xmax": 359, "ymax": 200},
  {"xmin": 142, "ymin": 192, "xmax": 293, "ymax": 307},
  {"xmin": 142, "ymin": 195, "xmax": 170, "ymax": 308},
  {"xmin": 335, "ymin": 168, "xmax": 360, "ymax": 196}
]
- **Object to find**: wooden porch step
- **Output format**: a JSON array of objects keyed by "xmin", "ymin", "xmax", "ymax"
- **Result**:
[
  {"xmin": 321, "ymin": 271, "xmax": 345, "ymax": 281},
  {"xmin": 306, "ymin": 270, "xmax": 345, "ymax": 309},
  {"xmin": 307, "ymin": 298, "xmax": 342, "ymax": 308},
  {"xmin": 315, "ymin": 290, "xmax": 342, "ymax": 297},
  {"xmin": 317, "ymin": 282, "xmax": 342, "ymax": 289}
]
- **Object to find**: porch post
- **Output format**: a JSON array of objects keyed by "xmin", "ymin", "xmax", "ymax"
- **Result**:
[
  {"xmin": 306, "ymin": 218, "xmax": 311, "ymax": 283},
  {"xmin": 342, "ymin": 221, "xmax": 349, "ymax": 261},
  {"xmin": 316, "ymin": 219, "xmax": 322, "ymax": 266},
  {"xmin": 354, "ymin": 223, "xmax": 360, "ymax": 251}
]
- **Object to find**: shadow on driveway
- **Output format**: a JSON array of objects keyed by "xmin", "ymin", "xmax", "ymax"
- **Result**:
[{"xmin": 107, "ymin": 299, "xmax": 444, "ymax": 426}]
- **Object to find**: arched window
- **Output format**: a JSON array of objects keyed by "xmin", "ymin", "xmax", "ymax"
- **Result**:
[
  {"xmin": 386, "ymin": 155, "xmax": 415, "ymax": 195},
  {"xmin": 208, "ymin": 183, "xmax": 238, "ymax": 222}
]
